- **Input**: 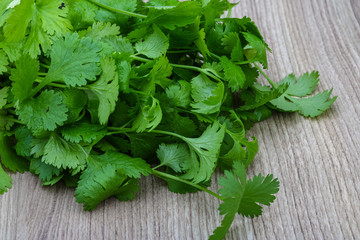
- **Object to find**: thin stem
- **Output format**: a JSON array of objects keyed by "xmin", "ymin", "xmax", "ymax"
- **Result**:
[
  {"xmin": 130, "ymin": 54, "xmax": 221, "ymax": 81},
  {"xmin": 7, "ymin": 109, "xmax": 16, "ymax": 115},
  {"xmin": 38, "ymin": 72, "xmax": 47, "ymax": 76},
  {"xmin": 171, "ymin": 63, "xmax": 221, "ymax": 81},
  {"xmin": 130, "ymin": 89, "xmax": 148, "ymax": 96},
  {"xmin": 170, "ymin": 63, "xmax": 201, "ymax": 72},
  {"xmin": 29, "ymin": 77, "xmax": 52, "ymax": 98},
  {"xmin": 3, "ymin": 103, "xmax": 15, "ymax": 109},
  {"xmin": 210, "ymin": 52, "xmax": 221, "ymax": 60},
  {"xmin": 35, "ymin": 79, "xmax": 67, "ymax": 89},
  {"xmin": 74, "ymin": 110, "xmax": 86, "ymax": 122},
  {"xmin": 253, "ymin": 63, "xmax": 278, "ymax": 89},
  {"xmin": 3, "ymin": 116, "xmax": 23, "ymax": 125},
  {"xmin": 234, "ymin": 60, "xmax": 254, "ymax": 65},
  {"xmin": 130, "ymin": 55, "xmax": 150, "ymax": 63},
  {"xmin": 107, "ymin": 126, "xmax": 133, "ymax": 131},
  {"xmin": 152, "ymin": 169, "xmax": 224, "ymax": 200},
  {"xmin": 150, "ymin": 129, "xmax": 185, "ymax": 141},
  {"xmin": 167, "ymin": 50, "xmax": 198, "ymax": 54},
  {"xmin": 226, "ymin": 8, "xmax": 233, "ymax": 18},
  {"xmin": 106, "ymin": 127, "xmax": 134, "ymax": 136},
  {"xmin": 86, "ymin": 0, "xmax": 147, "ymax": 19},
  {"xmin": 40, "ymin": 63, "xmax": 50, "ymax": 69}
]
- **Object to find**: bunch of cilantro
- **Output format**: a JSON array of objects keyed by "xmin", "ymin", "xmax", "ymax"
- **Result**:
[{"xmin": 0, "ymin": 0, "xmax": 336, "ymax": 239}]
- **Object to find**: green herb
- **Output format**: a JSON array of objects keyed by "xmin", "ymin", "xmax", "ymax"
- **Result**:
[{"xmin": 0, "ymin": 0, "xmax": 336, "ymax": 239}]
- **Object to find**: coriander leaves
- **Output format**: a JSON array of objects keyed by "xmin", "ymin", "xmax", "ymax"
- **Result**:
[{"xmin": 0, "ymin": 0, "xmax": 336, "ymax": 239}]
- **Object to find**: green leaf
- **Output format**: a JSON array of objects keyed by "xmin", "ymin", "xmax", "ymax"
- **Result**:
[
  {"xmin": 0, "ymin": 87, "xmax": 9, "ymax": 109},
  {"xmin": 82, "ymin": 21, "xmax": 120, "ymax": 38},
  {"xmin": 165, "ymin": 80, "xmax": 191, "ymax": 108},
  {"xmin": 14, "ymin": 126, "xmax": 34, "ymax": 157},
  {"xmin": 141, "ymin": 55, "xmax": 173, "ymax": 94},
  {"xmin": 202, "ymin": 62, "xmax": 224, "ymax": 79},
  {"xmin": 75, "ymin": 163, "xmax": 129, "ymax": 210},
  {"xmin": 129, "ymin": 133, "xmax": 164, "ymax": 159},
  {"xmin": 156, "ymin": 143, "xmax": 190, "ymax": 173},
  {"xmin": 203, "ymin": 0, "xmax": 230, "ymax": 30},
  {"xmin": 283, "ymin": 71, "xmax": 320, "ymax": 97},
  {"xmin": 0, "ymin": 49, "xmax": 8, "ymax": 74},
  {"xmin": 181, "ymin": 121, "xmax": 226, "ymax": 183},
  {"xmin": 210, "ymin": 162, "xmax": 279, "ymax": 239},
  {"xmin": 239, "ymin": 173, "xmax": 280, "ymax": 217},
  {"xmin": 3, "ymin": 0, "xmax": 34, "ymax": 42},
  {"xmin": 47, "ymin": 32, "xmax": 102, "ymax": 87},
  {"xmin": 86, "ymin": 57, "xmax": 119, "ymax": 125},
  {"xmin": 30, "ymin": 158, "xmax": 62, "ymax": 184},
  {"xmin": 0, "ymin": 39, "xmax": 22, "ymax": 62},
  {"xmin": 151, "ymin": 55, "xmax": 173, "ymax": 90},
  {"xmin": 191, "ymin": 74, "xmax": 224, "ymax": 114},
  {"xmin": 192, "ymin": 17, "xmax": 211, "ymax": 58},
  {"xmin": 103, "ymin": 35, "xmax": 134, "ymax": 54},
  {"xmin": 61, "ymin": 121, "xmax": 106, "ymax": 144},
  {"xmin": 37, "ymin": 132, "xmax": 89, "ymax": 170},
  {"xmin": 270, "ymin": 72, "xmax": 337, "ymax": 117},
  {"xmin": 0, "ymin": 110, "xmax": 14, "ymax": 131},
  {"xmin": 60, "ymin": 88, "xmax": 88, "ymax": 122},
  {"xmin": 0, "ymin": 132, "xmax": 28, "ymax": 173},
  {"xmin": 115, "ymin": 178, "xmax": 140, "ymax": 202},
  {"xmin": 220, "ymin": 56, "xmax": 246, "ymax": 91},
  {"xmin": 94, "ymin": 0, "xmax": 137, "ymax": 27},
  {"xmin": 209, "ymin": 162, "xmax": 246, "ymax": 240},
  {"xmin": 75, "ymin": 152, "xmax": 150, "ymax": 210},
  {"xmin": 67, "ymin": 0, "xmax": 98, "ymax": 29},
  {"xmin": 16, "ymin": 90, "xmax": 68, "ymax": 132},
  {"xmin": 132, "ymin": 96, "xmax": 162, "ymax": 133},
  {"xmin": 145, "ymin": 1, "xmax": 202, "ymax": 30},
  {"xmin": 135, "ymin": 25, "xmax": 169, "ymax": 59},
  {"xmin": 92, "ymin": 151, "xmax": 151, "ymax": 178},
  {"xmin": 148, "ymin": 0, "xmax": 179, "ymax": 6},
  {"xmin": 221, "ymin": 32, "xmax": 244, "ymax": 62},
  {"xmin": 117, "ymin": 60, "xmax": 132, "ymax": 93},
  {"xmin": 0, "ymin": 163, "xmax": 12, "ymax": 194},
  {"xmin": 4, "ymin": 0, "xmax": 73, "ymax": 57},
  {"xmin": 237, "ymin": 83, "xmax": 288, "ymax": 111},
  {"xmin": 243, "ymin": 32, "xmax": 268, "ymax": 68},
  {"xmin": 10, "ymin": 54, "xmax": 39, "ymax": 102}
]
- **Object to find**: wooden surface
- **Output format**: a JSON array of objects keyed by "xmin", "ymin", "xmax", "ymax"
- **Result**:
[{"xmin": 1, "ymin": 0, "xmax": 360, "ymax": 239}]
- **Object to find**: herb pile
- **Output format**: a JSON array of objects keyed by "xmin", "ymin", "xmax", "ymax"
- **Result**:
[{"xmin": 0, "ymin": 0, "xmax": 336, "ymax": 239}]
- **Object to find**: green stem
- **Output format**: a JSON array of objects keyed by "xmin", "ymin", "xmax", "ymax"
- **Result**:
[
  {"xmin": 3, "ymin": 103, "xmax": 15, "ymax": 109},
  {"xmin": 38, "ymin": 72, "xmax": 47, "ymax": 76},
  {"xmin": 150, "ymin": 129, "xmax": 185, "ymax": 141},
  {"xmin": 40, "ymin": 63, "xmax": 50, "ymax": 69},
  {"xmin": 226, "ymin": 8, "xmax": 232, "ymax": 18},
  {"xmin": 234, "ymin": 60, "xmax": 254, "ymax": 65},
  {"xmin": 130, "ymin": 89, "xmax": 149, "ymax": 96},
  {"xmin": 152, "ymin": 169, "xmax": 224, "ymax": 200},
  {"xmin": 130, "ymin": 55, "xmax": 221, "ymax": 81},
  {"xmin": 210, "ymin": 52, "xmax": 221, "ymax": 60},
  {"xmin": 106, "ymin": 127, "xmax": 134, "ymax": 136},
  {"xmin": 171, "ymin": 63, "xmax": 221, "ymax": 81},
  {"xmin": 29, "ymin": 77, "xmax": 52, "ymax": 98},
  {"xmin": 86, "ymin": 0, "xmax": 147, "ymax": 19},
  {"xmin": 167, "ymin": 50, "xmax": 198, "ymax": 54},
  {"xmin": 35, "ymin": 79, "xmax": 67, "ymax": 89},
  {"xmin": 7, "ymin": 109, "xmax": 16, "ymax": 115},
  {"xmin": 4, "ymin": 116, "xmax": 23, "ymax": 125},
  {"xmin": 130, "ymin": 55, "xmax": 150, "ymax": 63},
  {"xmin": 253, "ymin": 63, "xmax": 278, "ymax": 89}
]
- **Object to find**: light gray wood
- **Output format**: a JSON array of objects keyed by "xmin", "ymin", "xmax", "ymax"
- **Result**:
[{"xmin": 1, "ymin": 0, "xmax": 359, "ymax": 239}]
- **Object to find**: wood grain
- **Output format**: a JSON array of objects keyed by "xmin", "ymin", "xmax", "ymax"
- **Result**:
[{"xmin": 1, "ymin": 0, "xmax": 360, "ymax": 239}]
